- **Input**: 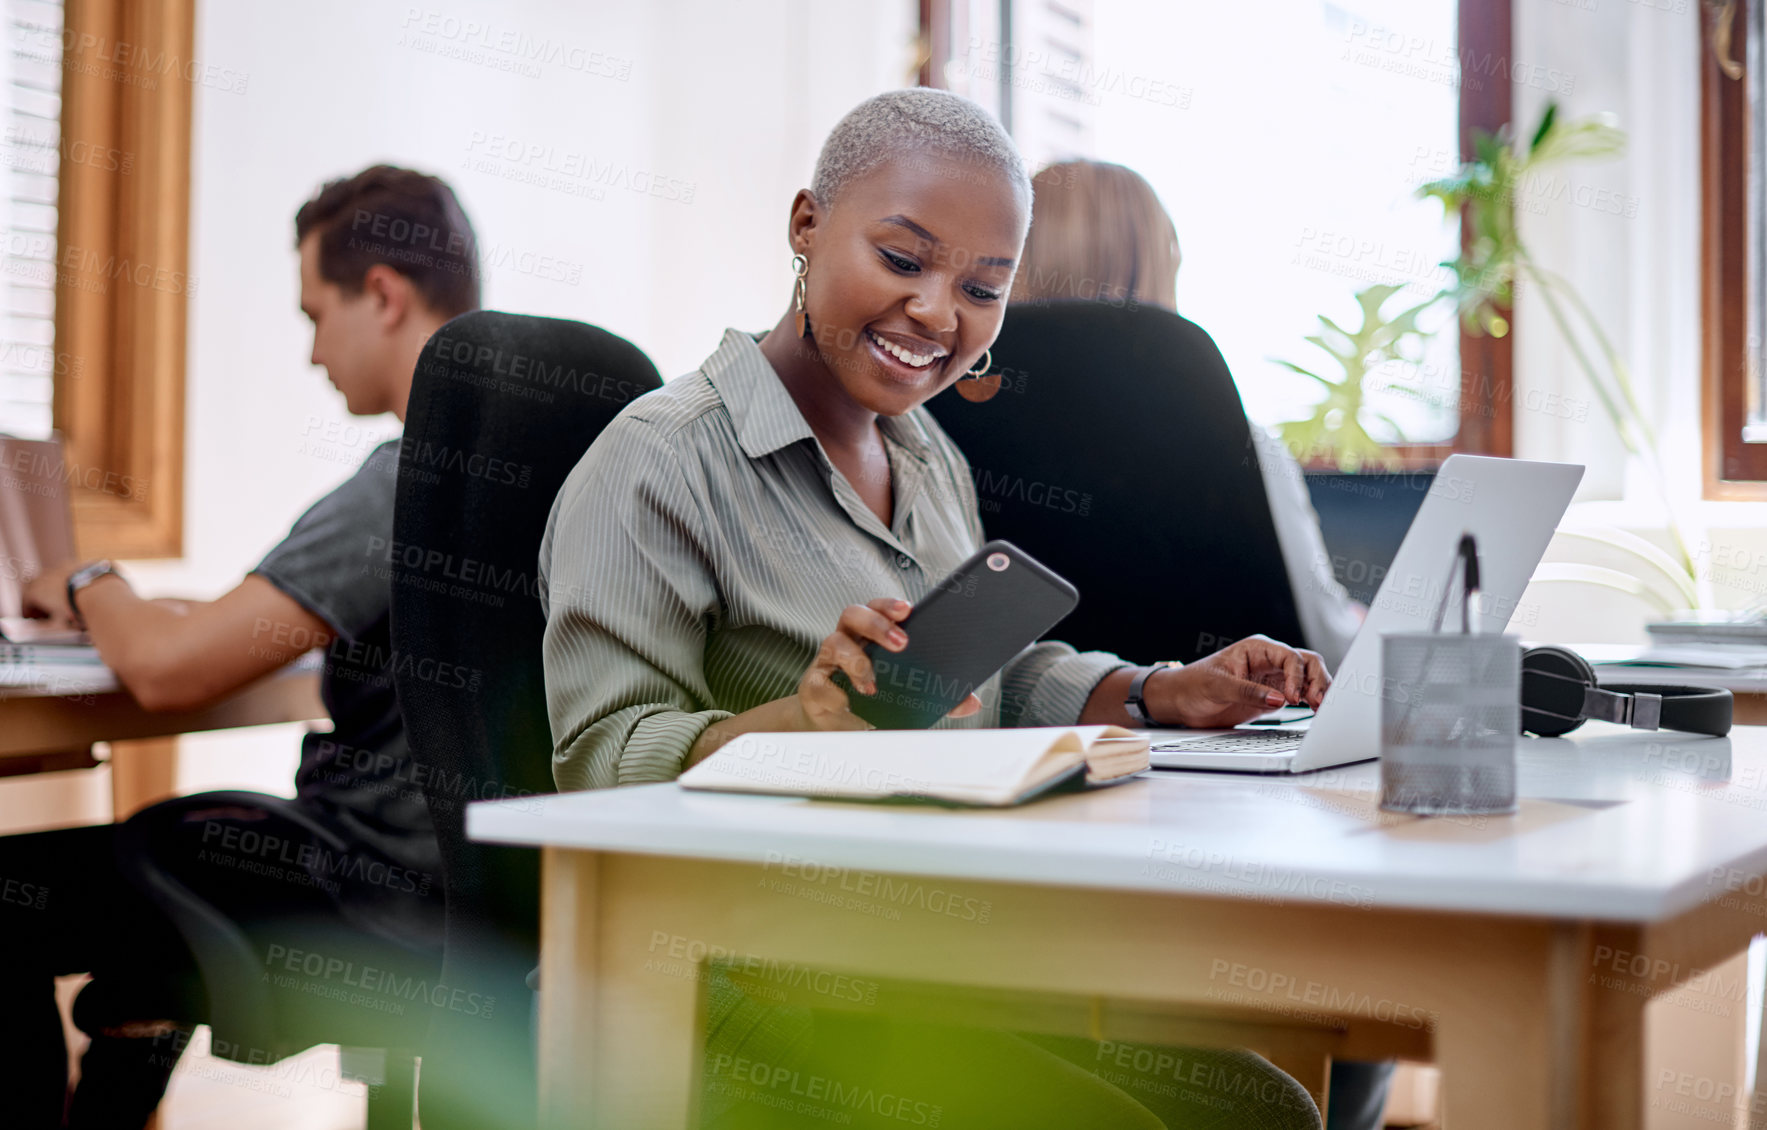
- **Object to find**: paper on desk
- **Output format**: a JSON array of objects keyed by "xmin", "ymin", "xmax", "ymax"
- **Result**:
[{"xmin": 1579, "ymin": 643, "xmax": 1767, "ymax": 670}]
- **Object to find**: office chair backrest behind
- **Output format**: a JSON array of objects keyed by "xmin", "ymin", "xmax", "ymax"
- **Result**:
[
  {"xmin": 928, "ymin": 303, "xmax": 1305, "ymax": 665},
  {"xmin": 390, "ymin": 311, "xmax": 661, "ymax": 1130}
]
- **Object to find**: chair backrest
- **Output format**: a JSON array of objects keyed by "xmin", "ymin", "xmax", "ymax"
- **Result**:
[
  {"xmin": 927, "ymin": 303, "xmax": 1304, "ymax": 664},
  {"xmin": 390, "ymin": 311, "xmax": 661, "ymax": 1128}
]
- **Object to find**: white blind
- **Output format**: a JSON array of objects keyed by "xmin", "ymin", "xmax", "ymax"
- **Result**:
[
  {"xmin": 943, "ymin": 0, "xmax": 1098, "ymax": 172},
  {"xmin": 0, "ymin": 0, "xmax": 62, "ymax": 440},
  {"xmin": 1002, "ymin": 0, "xmax": 1096, "ymax": 169}
]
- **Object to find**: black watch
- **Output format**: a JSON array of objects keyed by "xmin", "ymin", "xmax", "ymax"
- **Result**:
[
  {"xmin": 65, "ymin": 559, "xmax": 119, "ymax": 628},
  {"xmin": 1124, "ymin": 662, "xmax": 1180, "ymax": 726}
]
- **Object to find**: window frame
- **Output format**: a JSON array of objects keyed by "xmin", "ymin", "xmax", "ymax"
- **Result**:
[
  {"xmin": 918, "ymin": 0, "xmax": 1516, "ymax": 468},
  {"xmin": 1702, "ymin": 0, "xmax": 1761, "ymax": 496},
  {"xmin": 53, "ymin": 0, "xmax": 193, "ymax": 558}
]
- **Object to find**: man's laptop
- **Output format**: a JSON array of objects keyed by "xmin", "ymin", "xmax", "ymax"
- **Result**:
[
  {"xmin": 0, "ymin": 435, "xmax": 88, "ymax": 645},
  {"xmin": 1147, "ymin": 454, "xmax": 1584, "ymax": 774}
]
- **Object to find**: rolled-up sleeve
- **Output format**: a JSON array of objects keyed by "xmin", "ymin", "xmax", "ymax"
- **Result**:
[{"xmin": 539, "ymin": 417, "xmax": 734, "ymax": 792}]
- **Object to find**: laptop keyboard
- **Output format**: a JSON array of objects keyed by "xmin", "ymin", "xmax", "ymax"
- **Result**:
[{"xmin": 1152, "ymin": 732, "xmax": 1305, "ymax": 754}]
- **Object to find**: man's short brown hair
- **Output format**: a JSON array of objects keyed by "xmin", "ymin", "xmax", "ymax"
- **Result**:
[{"xmin": 294, "ymin": 165, "xmax": 480, "ymax": 317}]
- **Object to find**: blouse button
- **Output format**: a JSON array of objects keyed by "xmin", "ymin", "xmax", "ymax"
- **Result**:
[{"xmin": 895, "ymin": 552, "xmax": 913, "ymax": 569}]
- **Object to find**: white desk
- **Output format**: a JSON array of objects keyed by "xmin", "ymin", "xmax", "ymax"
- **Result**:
[{"xmin": 471, "ymin": 724, "xmax": 1767, "ymax": 1129}]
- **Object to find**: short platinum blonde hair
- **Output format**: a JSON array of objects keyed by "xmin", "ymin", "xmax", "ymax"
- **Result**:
[{"xmin": 810, "ymin": 88, "xmax": 1032, "ymax": 217}]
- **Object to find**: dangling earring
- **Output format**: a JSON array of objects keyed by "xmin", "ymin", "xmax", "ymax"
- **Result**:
[
  {"xmin": 955, "ymin": 348, "xmax": 1001, "ymax": 403},
  {"xmin": 792, "ymin": 253, "xmax": 811, "ymax": 339}
]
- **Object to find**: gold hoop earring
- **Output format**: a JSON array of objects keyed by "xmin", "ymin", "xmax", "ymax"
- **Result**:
[
  {"xmin": 963, "ymin": 348, "xmax": 992, "ymax": 378},
  {"xmin": 791, "ymin": 253, "xmax": 810, "ymax": 339}
]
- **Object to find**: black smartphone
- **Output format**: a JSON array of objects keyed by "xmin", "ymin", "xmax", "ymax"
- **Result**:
[{"xmin": 839, "ymin": 540, "xmax": 1080, "ymax": 730}]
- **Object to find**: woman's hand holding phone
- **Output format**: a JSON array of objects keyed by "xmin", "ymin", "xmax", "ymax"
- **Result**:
[{"xmin": 796, "ymin": 597, "xmax": 983, "ymax": 730}]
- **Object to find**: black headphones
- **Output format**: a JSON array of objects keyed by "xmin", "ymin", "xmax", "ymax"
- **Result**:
[{"xmin": 1520, "ymin": 645, "xmax": 1733, "ymax": 737}]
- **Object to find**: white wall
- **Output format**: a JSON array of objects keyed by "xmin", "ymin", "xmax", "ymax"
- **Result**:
[
  {"xmin": 124, "ymin": 0, "xmax": 916, "ymax": 600},
  {"xmin": 1510, "ymin": 0, "xmax": 1698, "ymax": 505}
]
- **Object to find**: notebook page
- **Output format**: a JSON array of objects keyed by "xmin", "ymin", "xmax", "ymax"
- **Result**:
[{"xmin": 681, "ymin": 727, "xmax": 1086, "ymax": 801}]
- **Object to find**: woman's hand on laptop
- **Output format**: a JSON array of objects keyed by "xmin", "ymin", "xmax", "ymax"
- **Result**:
[{"xmin": 1155, "ymin": 635, "xmax": 1330, "ymax": 728}]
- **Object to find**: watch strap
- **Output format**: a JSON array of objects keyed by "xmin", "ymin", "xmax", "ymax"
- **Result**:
[
  {"xmin": 66, "ymin": 559, "xmax": 117, "ymax": 627},
  {"xmin": 1124, "ymin": 663, "xmax": 1177, "ymax": 726}
]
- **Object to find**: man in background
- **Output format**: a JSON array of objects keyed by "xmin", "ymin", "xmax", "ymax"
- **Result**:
[{"xmin": 2, "ymin": 164, "xmax": 476, "ymax": 1127}]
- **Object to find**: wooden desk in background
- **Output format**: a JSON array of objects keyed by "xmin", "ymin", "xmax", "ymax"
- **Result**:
[
  {"xmin": 0, "ymin": 664, "xmax": 325, "ymax": 818},
  {"xmin": 473, "ymin": 723, "xmax": 1767, "ymax": 1130},
  {"xmin": 1730, "ymin": 694, "xmax": 1767, "ymax": 725}
]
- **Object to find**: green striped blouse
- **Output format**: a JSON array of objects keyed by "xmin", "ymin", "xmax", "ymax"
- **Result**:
[{"xmin": 538, "ymin": 328, "xmax": 1130, "ymax": 793}]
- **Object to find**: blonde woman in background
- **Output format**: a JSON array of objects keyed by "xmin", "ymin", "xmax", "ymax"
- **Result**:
[
  {"xmin": 1013, "ymin": 160, "xmax": 1362, "ymax": 672},
  {"xmin": 1012, "ymin": 159, "xmax": 1390, "ymax": 1130}
]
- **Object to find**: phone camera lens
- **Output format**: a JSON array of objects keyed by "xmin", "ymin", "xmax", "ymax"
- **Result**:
[{"xmin": 986, "ymin": 553, "xmax": 1009, "ymax": 572}]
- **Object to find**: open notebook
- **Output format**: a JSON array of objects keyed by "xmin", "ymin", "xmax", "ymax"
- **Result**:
[{"xmin": 678, "ymin": 725, "xmax": 1150, "ymax": 807}]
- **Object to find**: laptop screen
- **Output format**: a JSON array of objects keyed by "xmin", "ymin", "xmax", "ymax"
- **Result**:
[{"xmin": 0, "ymin": 437, "xmax": 77, "ymax": 620}]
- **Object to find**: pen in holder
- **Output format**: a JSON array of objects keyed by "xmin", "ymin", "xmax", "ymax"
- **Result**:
[{"xmin": 1379, "ymin": 534, "xmax": 1521, "ymax": 815}]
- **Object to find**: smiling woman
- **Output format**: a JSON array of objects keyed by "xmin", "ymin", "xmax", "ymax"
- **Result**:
[{"xmin": 537, "ymin": 87, "xmax": 1329, "ymax": 1129}]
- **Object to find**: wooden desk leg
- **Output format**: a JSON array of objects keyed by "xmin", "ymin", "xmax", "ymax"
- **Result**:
[
  {"xmin": 1430, "ymin": 925, "xmax": 1746, "ymax": 1129},
  {"xmin": 1434, "ymin": 922, "xmax": 1598, "ymax": 1129},
  {"xmin": 540, "ymin": 848, "xmax": 706, "ymax": 1129},
  {"xmin": 108, "ymin": 737, "xmax": 179, "ymax": 820},
  {"xmin": 539, "ymin": 847, "xmax": 599, "ymax": 1130},
  {"xmin": 1644, "ymin": 950, "xmax": 1749, "ymax": 1130},
  {"xmin": 1584, "ymin": 969, "xmax": 1648, "ymax": 1130}
]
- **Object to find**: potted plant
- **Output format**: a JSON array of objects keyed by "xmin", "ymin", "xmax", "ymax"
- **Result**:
[
  {"xmin": 1420, "ymin": 101, "xmax": 1703, "ymax": 605},
  {"xmin": 1274, "ymin": 282, "xmax": 1437, "ymax": 474},
  {"xmin": 1282, "ymin": 101, "xmax": 1704, "ymax": 610}
]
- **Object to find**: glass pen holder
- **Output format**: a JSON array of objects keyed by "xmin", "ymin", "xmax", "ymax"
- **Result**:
[{"xmin": 1379, "ymin": 632, "xmax": 1520, "ymax": 815}]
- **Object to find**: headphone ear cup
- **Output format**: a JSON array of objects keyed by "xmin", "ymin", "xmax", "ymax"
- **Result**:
[{"xmin": 1521, "ymin": 645, "xmax": 1597, "ymax": 737}]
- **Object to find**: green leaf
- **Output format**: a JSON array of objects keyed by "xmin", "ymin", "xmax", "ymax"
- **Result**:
[
  {"xmin": 1529, "ymin": 101, "xmax": 1559, "ymax": 154},
  {"xmin": 1370, "ymin": 411, "xmax": 1409, "ymax": 441},
  {"xmin": 1270, "ymin": 282, "xmax": 1442, "ymax": 468},
  {"xmin": 1527, "ymin": 114, "xmax": 1625, "ymax": 170},
  {"xmin": 1269, "ymin": 359, "xmax": 1341, "ymax": 388}
]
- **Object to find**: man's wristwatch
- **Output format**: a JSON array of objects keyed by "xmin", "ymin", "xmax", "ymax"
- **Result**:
[
  {"xmin": 1124, "ymin": 661, "xmax": 1182, "ymax": 726},
  {"xmin": 65, "ymin": 559, "xmax": 119, "ymax": 628}
]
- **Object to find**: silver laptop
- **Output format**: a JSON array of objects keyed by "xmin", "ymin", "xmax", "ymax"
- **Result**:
[
  {"xmin": 0, "ymin": 435, "xmax": 87, "ymax": 644},
  {"xmin": 1147, "ymin": 455, "xmax": 1584, "ymax": 774}
]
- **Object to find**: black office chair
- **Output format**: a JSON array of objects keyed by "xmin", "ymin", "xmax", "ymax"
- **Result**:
[
  {"xmin": 74, "ymin": 799, "xmax": 435, "ymax": 1129},
  {"xmin": 927, "ymin": 302, "xmax": 1307, "ymax": 665},
  {"xmin": 388, "ymin": 311, "xmax": 662, "ymax": 1130}
]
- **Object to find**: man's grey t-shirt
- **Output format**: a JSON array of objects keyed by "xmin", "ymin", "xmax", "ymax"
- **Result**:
[{"xmin": 253, "ymin": 438, "xmax": 437, "ymax": 873}]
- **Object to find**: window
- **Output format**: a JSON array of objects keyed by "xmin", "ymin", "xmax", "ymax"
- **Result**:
[
  {"xmin": 46, "ymin": 0, "xmax": 193, "ymax": 556},
  {"xmin": 922, "ymin": 0, "xmax": 1515, "ymax": 467},
  {"xmin": 1704, "ymin": 0, "xmax": 1765, "ymax": 495}
]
